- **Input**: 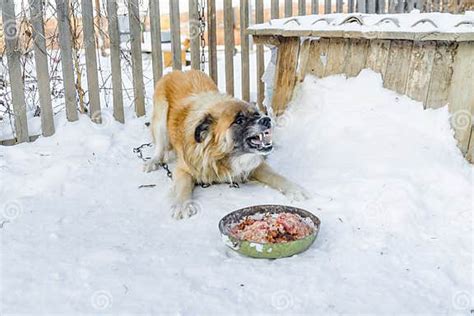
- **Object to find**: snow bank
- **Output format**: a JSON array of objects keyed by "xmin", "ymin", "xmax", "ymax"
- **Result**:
[{"xmin": 0, "ymin": 70, "xmax": 472, "ymax": 314}]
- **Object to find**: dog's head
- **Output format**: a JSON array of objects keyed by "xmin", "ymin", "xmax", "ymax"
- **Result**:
[{"xmin": 191, "ymin": 97, "xmax": 273, "ymax": 156}]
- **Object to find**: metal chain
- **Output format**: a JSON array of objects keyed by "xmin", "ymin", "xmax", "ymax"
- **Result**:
[
  {"xmin": 198, "ymin": 0, "xmax": 206, "ymax": 71},
  {"xmin": 133, "ymin": 142, "xmax": 239, "ymax": 189}
]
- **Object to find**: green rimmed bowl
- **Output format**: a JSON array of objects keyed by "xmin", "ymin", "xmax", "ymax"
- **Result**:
[{"xmin": 219, "ymin": 205, "xmax": 320, "ymax": 259}]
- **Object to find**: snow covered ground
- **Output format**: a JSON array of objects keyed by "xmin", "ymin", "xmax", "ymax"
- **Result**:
[{"xmin": 1, "ymin": 69, "xmax": 472, "ymax": 314}]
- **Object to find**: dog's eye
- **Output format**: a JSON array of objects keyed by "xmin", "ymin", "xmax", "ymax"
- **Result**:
[{"xmin": 235, "ymin": 115, "xmax": 245, "ymax": 125}]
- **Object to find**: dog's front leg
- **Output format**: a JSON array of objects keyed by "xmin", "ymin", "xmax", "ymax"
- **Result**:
[
  {"xmin": 170, "ymin": 167, "xmax": 198, "ymax": 219},
  {"xmin": 251, "ymin": 162, "xmax": 309, "ymax": 201}
]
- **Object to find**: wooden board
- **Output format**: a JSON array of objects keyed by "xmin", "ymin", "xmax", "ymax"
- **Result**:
[
  {"xmin": 224, "ymin": 0, "xmax": 235, "ymax": 96},
  {"xmin": 299, "ymin": 0, "xmax": 306, "ymax": 14},
  {"xmin": 324, "ymin": 38, "xmax": 349, "ymax": 76},
  {"xmin": 467, "ymin": 128, "xmax": 474, "ymax": 163},
  {"xmin": 240, "ymin": 0, "xmax": 250, "ymax": 101},
  {"xmin": 344, "ymin": 38, "xmax": 369, "ymax": 77},
  {"xmin": 271, "ymin": 37, "xmax": 300, "ymax": 116},
  {"xmin": 169, "ymin": 0, "xmax": 182, "ymax": 70},
  {"xmin": 189, "ymin": 0, "xmax": 200, "ymax": 70},
  {"xmin": 312, "ymin": 0, "xmax": 320, "ymax": 13},
  {"xmin": 29, "ymin": 0, "xmax": 55, "ymax": 136},
  {"xmin": 366, "ymin": 39, "xmax": 391, "ymax": 77},
  {"xmin": 426, "ymin": 42, "xmax": 457, "ymax": 109},
  {"xmin": 384, "ymin": 40, "xmax": 414, "ymax": 94},
  {"xmin": 207, "ymin": 0, "xmax": 218, "ymax": 84},
  {"xmin": 55, "ymin": 0, "xmax": 78, "ymax": 122},
  {"xmin": 405, "ymin": 41, "xmax": 436, "ymax": 104},
  {"xmin": 106, "ymin": 0, "xmax": 124, "ymax": 123},
  {"xmin": 325, "ymin": 0, "xmax": 332, "ymax": 13},
  {"xmin": 297, "ymin": 39, "xmax": 312, "ymax": 83},
  {"xmin": 256, "ymin": 0, "xmax": 265, "ymax": 110},
  {"xmin": 271, "ymin": 0, "xmax": 280, "ymax": 18},
  {"xmin": 81, "ymin": 0, "xmax": 101, "ymax": 123},
  {"xmin": 285, "ymin": 0, "xmax": 292, "ymax": 17},
  {"xmin": 305, "ymin": 38, "xmax": 330, "ymax": 78},
  {"xmin": 447, "ymin": 42, "xmax": 474, "ymax": 155},
  {"xmin": 128, "ymin": 0, "xmax": 145, "ymax": 117},
  {"xmin": 3, "ymin": 0, "xmax": 29, "ymax": 142}
]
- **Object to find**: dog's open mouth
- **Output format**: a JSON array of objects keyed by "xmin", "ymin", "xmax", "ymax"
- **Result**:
[{"xmin": 246, "ymin": 129, "xmax": 273, "ymax": 152}]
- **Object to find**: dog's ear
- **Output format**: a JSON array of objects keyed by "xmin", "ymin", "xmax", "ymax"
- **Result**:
[{"xmin": 194, "ymin": 115, "xmax": 213, "ymax": 143}]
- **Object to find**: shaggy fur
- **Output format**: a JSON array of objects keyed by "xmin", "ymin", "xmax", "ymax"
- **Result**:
[{"xmin": 145, "ymin": 70, "xmax": 308, "ymax": 219}]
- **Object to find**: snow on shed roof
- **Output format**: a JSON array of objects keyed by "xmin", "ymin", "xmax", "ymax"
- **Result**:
[{"xmin": 248, "ymin": 12, "xmax": 474, "ymax": 42}]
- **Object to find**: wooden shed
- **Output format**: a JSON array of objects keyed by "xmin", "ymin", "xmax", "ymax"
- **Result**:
[{"xmin": 248, "ymin": 13, "xmax": 474, "ymax": 163}]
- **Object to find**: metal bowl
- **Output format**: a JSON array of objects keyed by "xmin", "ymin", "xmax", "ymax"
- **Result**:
[{"xmin": 219, "ymin": 204, "xmax": 320, "ymax": 259}]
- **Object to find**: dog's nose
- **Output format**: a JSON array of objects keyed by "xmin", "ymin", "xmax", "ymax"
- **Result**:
[{"xmin": 259, "ymin": 116, "xmax": 272, "ymax": 128}]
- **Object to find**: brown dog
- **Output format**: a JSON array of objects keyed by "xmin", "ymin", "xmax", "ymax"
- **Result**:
[{"xmin": 145, "ymin": 70, "xmax": 308, "ymax": 219}]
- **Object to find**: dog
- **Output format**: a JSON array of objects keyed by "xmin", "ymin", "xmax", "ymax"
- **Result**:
[{"xmin": 145, "ymin": 70, "xmax": 308, "ymax": 219}]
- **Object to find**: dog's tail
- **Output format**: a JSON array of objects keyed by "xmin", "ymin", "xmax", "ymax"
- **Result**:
[{"xmin": 150, "ymin": 80, "xmax": 170, "ymax": 161}]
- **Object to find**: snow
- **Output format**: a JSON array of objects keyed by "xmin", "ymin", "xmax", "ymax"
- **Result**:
[
  {"xmin": 249, "ymin": 12, "xmax": 474, "ymax": 34},
  {"xmin": 1, "ymin": 69, "xmax": 473, "ymax": 314}
]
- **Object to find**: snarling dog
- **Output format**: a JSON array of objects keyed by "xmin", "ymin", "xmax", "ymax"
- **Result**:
[{"xmin": 145, "ymin": 70, "xmax": 308, "ymax": 219}]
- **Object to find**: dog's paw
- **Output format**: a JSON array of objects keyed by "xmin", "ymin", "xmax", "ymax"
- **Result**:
[
  {"xmin": 283, "ymin": 185, "xmax": 310, "ymax": 202},
  {"xmin": 171, "ymin": 200, "xmax": 200, "ymax": 220},
  {"xmin": 143, "ymin": 160, "xmax": 160, "ymax": 173}
]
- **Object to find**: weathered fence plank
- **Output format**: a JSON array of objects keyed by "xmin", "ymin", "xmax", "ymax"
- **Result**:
[
  {"xmin": 405, "ymin": 41, "xmax": 436, "ymax": 104},
  {"xmin": 467, "ymin": 128, "xmax": 474, "ymax": 162},
  {"xmin": 29, "ymin": 0, "xmax": 55, "ymax": 136},
  {"xmin": 358, "ymin": 0, "xmax": 367, "ymax": 13},
  {"xmin": 325, "ymin": 0, "xmax": 332, "ymax": 13},
  {"xmin": 169, "ymin": 0, "xmax": 182, "ymax": 70},
  {"xmin": 149, "ymin": 0, "xmax": 163, "ymax": 83},
  {"xmin": 240, "ymin": 0, "xmax": 250, "ymax": 101},
  {"xmin": 207, "ymin": 0, "xmax": 218, "ymax": 84},
  {"xmin": 325, "ymin": 38, "xmax": 350, "ymax": 76},
  {"xmin": 305, "ymin": 38, "xmax": 330, "ymax": 77},
  {"xmin": 297, "ymin": 39, "xmax": 312, "ymax": 83},
  {"xmin": 377, "ymin": 0, "xmax": 385, "ymax": 13},
  {"xmin": 299, "ymin": 0, "xmax": 306, "ymax": 14},
  {"xmin": 285, "ymin": 0, "xmax": 293, "ymax": 17},
  {"xmin": 344, "ymin": 38, "xmax": 369, "ymax": 77},
  {"xmin": 367, "ymin": 0, "xmax": 376, "ymax": 12},
  {"xmin": 447, "ymin": 42, "xmax": 474, "ymax": 155},
  {"xmin": 366, "ymin": 39, "xmax": 391, "ymax": 76},
  {"xmin": 348, "ymin": 0, "xmax": 354, "ymax": 12},
  {"xmin": 81, "ymin": 0, "xmax": 101, "ymax": 123},
  {"xmin": 256, "ymin": 0, "xmax": 265, "ymax": 110},
  {"xmin": 3, "ymin": 0, "xmax": 29, "ymax": 142},
  {"xmin": 272, "ymin": 37, "xmax": 300, "ymax": 115},
  {"xmin": 312, "ymin": 0, "xmax": 320, "ymax": 13},
  {"xmin": 128, "ymin": 0, "xmax": 145, "ymax": 117},
  {"xmin": 271, "ymin": 0, "xmax": 280, "ymax": 19},
  {"xmin": 384, "ymin": 40, "xmax": 414, "ymax": 94},
  {"xmin": 106, "ymin": 0, "xmax": 124, "ymax": 123},
  {"xmin": 337, "ymin": 0, "xmax": 344, "ymax": 12},
  {"xmin": 426, "ymin": 42, "xmax": 457, "ymax": 109},
  {"xmin": 55, "ymin": 0, "xmax": 78, "ymax": 122},
  {"xmin": 224, "ymin": 0, "xmax": 235, "ymax": 96},
  {"xmin": 189, "ymin": 0, "xmax": 200, "ymax": 70}
]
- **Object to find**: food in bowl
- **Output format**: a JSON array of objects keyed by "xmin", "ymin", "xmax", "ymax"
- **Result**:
[{"xmin": 229, "ymin": 212, "xmax": 315, "ymax": 244}]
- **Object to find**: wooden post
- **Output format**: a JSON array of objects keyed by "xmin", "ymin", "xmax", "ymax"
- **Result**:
[
  {"xmin": 150, "ymin": 0, "xmax": 163, "ymax": 83},
  {"xmin": 285, "ymin": 0, "xmax": 293, "ymax": 17},
  {"xmin": 2, "ymin": 0, "xmax": 29, "ymax": 142},
  {"xmin": 189, "ymin": 0, "xmax": 200, "ymax": 70},
  {"xmin": 271, "ymin": 0, "xmax": 280, "ymax": 19},
  {"xmin": 384, "ymin": 40, "xmax": 414, "ymax": 94},
  {"xmin": 106, "ymin": 0, "xmax": 124, "ymax": 123},
  {"xmin": 348, "ymin": 0, "xmax": 355, "ymax": 12},
  {"xmin": 224, "ymin": 0, "xmax": 235, "ymax": 96},
  {"xmin": 377, "ymin": 0, "xmax": 386, "ymax": 12},
  {"xmin": 272, "ymin": 37, "xmax": 300, "ymax": 115},
  {"xmin": 336, "ymin": 0, "xmax": 344, "ymax": 12},
  {"xmin": 299, "ymin": 0, "xmax": 307, "ymax": 14},
  {"xmin": 405, "ymin": 41, "xmax": 435, "ymax": 104},
  {"xmin": 29, "ymin": 0, "xmax": 55, "ymax": 136},
  {"xmin": 357, "ymin": 0, "xmax": 366, "ymax": 12},
  {"xmin": 207, "ymin": 0, "xmax": 218, "ymax": 84},
  {"xmin": 240, "ymin": 0, "xmax": 250, "ymax": 101},
  {"xmin": 128, "ymin": 0, "xmax": 145, "ymax": 117},
  {"xmin": 367, "ymin": 0, "xmax": 376, "ymax": 12},
  {"xmin": 169, "ymin": 0, "xmax": 182, "ymax": 70},
  {"xmin": 325, "ymin": 0, "xmax": 332, "ymax": 13},
  {"xmin": 55, "ymin": 0, "xmax": 78, "ymax": 122},
  {"xmin": 81, "ymin": 0, "xmax": 101, "ymax": 123},
  {"xmin": 396, "ymin": 0, "xmax": 404, "ymax": 12},
  {"xmin": 256, "ymin": 0, "xmax": 265, "ymax": 110},
  {"xmin": 312, "ymin": 0, "xmax": 320, "ymax": 13}
]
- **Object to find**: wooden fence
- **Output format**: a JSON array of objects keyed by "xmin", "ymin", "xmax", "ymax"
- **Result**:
[{"xmin": 0, "ymin": 0, "xmax": 470, "ymax": 145}]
